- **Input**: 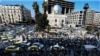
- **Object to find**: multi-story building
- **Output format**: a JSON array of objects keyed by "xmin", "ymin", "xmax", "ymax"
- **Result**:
[
  {"xmin": 67, "ymin": 9, "xmax": 95, "ymax": 28},
  {"xmin": 93, "ymin": 12, "xmax": 100, "ymax": 26},
  {"xmin": 0, "ymin": 4, "xmax": 31, "ymax": 24},
  {"xmin": 67, "ymin": 10, "xmax": 84, "ymax": 27},
  {"xmin": 0, "ymin": 16, "xmax": 1, "ymax": 24},
  {"xmin": 45, "ymin": 0, "xmax": 98, "ymax": 28},
  {"xmin": 85, "ymin": 10, "xmax": 95, "ymax": 26}
]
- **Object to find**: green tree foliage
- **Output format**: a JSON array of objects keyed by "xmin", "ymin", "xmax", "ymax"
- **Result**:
[
  {"xmin": 86, "ymin": 26, "xmax": 93, "ymax": 31},
  {"xmin": 96, "ymin": 32, "xmax": 100, "ymax": 39},
  {"xmin": 46, "ymin": 25, "xmax": 51, "ymax": 33},
  {"xmin": 86, "ymin": 25, "xmax": 98, "ymax": 34},
  {"xmin": 33, "ymin": 2, "xmax": 49, "ymax": 31}
]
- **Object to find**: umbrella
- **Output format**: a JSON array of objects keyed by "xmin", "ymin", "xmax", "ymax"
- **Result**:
[{"xmin": 84, "ymin": 45, "xmax": 97, "ymax": 51}]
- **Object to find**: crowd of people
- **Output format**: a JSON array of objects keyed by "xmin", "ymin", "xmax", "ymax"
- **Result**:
[
  {"xmin": 0, "ymin": 37, "xmax": 100, "ymax": 56},
  {"xmin": 0, "ymin": 24, "xmax": 100, "ymax": 56}
]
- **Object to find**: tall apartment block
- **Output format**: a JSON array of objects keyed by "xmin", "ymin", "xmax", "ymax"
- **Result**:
[{"xmin": 0, "ymin": 5, "xmax": 31, "ymax": 24}]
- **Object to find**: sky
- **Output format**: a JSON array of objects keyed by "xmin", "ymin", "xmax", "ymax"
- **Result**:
[{"xmin": 0, "ymin": 0, "xmax": 100, "ymax": 17}]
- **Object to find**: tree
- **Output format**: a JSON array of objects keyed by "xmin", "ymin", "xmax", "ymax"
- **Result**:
[
  {"xmin": 42, "ymin": 2, "xmax": 48, "ymax": 14},
  {"xmin": 42, "ymin": 2, "xmax": 49, "ymax": 29},
  {"xmin": 86, "ymin": 26, "xmax": 93, "ymax": 32},
  {"xmin": 31, "ymin": 19, "xmax": 35, "ymax": 24},
  {"xmin": 26, "ymin": 19, "xmax": 35, "ymax": 24},
  {"xmin": 46, "ymin": 25, "xmax": 51, "ymax": 33},
  {"xmin": 96, "ymin": 32, "xmax": 100, "ymax": 39},
  {"xmin": 33, "ymin": 2, "xmax": 49, "ymax": 31},
  {"xmin": 33, "ymin": 2, "xmax": 42, "ymax": 31},
  {"xmin": 33, "ymin": 2, "xmax": 39, "ymax": 14},
  {"xmin": 86, "ymin": 24, "xmax": 98, "ymax": 33}
]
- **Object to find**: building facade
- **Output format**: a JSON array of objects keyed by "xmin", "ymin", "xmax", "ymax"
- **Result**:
[
  {"xmin": 85, "ymin": 10, "xmax": 95, "ymax": 26},
  {"xmin": 0, "ymin": 5, "xmax": 31, "ymax": 24},
  {"xmin": 67, "ymin": 10, "xmax": 84, "ymax": 27},
  {"xmin": 67, "ymin": 9, "xmax": 95, "ymax": 28},
  {"xmin": 44, "ymin": 0, "xmax": 74, "ymax": 28},
  {"xmin": 47, "ymin": 5, "xmax": 67, "ymax": 28},
  {"xmin": 45, "ymin": 0, "xmax": 98, "ymax": 28},
  {"xmin": 47, "ymin": 0, "xmax": 74, "ymax": 14},
  {"xmin": 0, "ymin": 16, "xmax": 1, "ymax": 24},
  {"xmin": 93, "ymin": 12, "xmax": 100, "ymax": 26}
]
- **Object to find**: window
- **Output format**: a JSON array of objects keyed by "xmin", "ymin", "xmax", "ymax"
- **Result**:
[
  {"xmin": 55, "ymin": 19, "xmax": 57, "ymax": 22},
  {"xmin": 62, "ymin": 20, "xmax": 64, "ymax": 22},
  {"xmin": 79, "ymin": 17, "xmax": 82, "ymax": 19},
  {"xmin": 6, "ymin": 20, "xmax": 8, "ymax": 23},
  {"xmin": 2, "ymin": 14, "xmax": 4, "ymax": 16},
  {"xmin": 55, "ymin": 24, "xmax": 57, "ymax": 26},
  {"xmin": 80, "ymin": 14, "xmax": 82, "ymax": 16},
  {"xmin": 79, "ymin": 20, "xmax": 81, "ymax": 24},
  {"xmin": 14, "ymin": 10, "xmax": 16, "ymax": 13},
  {"xmin": 80, "ymin": 11, "xmax": 82, "ymax": 13}
]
